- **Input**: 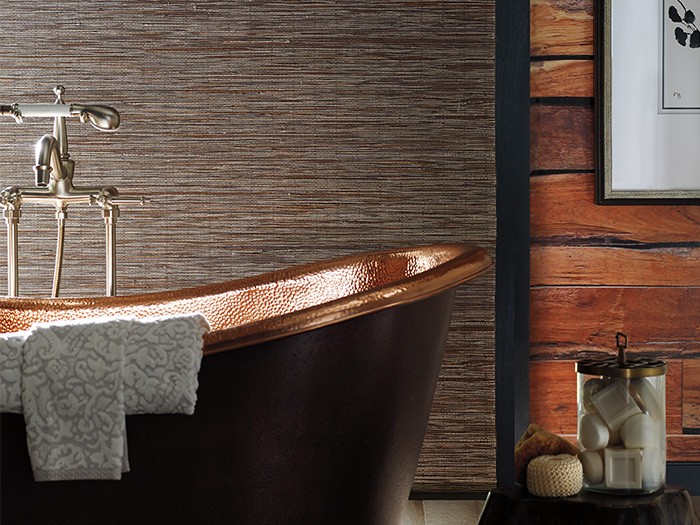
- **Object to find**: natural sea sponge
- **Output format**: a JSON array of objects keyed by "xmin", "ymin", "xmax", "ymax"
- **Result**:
[{"xmin": 514, "ymin": 423, "xmax": 579, "ymax": 485}]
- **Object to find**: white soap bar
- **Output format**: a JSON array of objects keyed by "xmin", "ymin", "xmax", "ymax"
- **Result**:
[
  {"xmin": 591, "ymin": 381, "xmax": 642, "ymax": 431},
  {"xmin": 630, "ymin": 378, "xmax": 664, "ymax": 422},
  {"xmin": 582, "ymin": 378, "xmax": 607, "ymax": 413},
  {"xmin": 604, "ymin": 447, "xmax": 642, "ymax": 489},
  {"xmin": 621, "ymin": 413, "xmax": 657, "ymax": 449},
  {"xmin": 641, "ymin": 447, "xmax": 664, "ymax": 488},
  {"xmin": 579, "ymin": 413, "xmax": 609, "ymax": 451},
  {"xmin": 579, "ymin": 450, "xmax": 604, "ymax": 485}
]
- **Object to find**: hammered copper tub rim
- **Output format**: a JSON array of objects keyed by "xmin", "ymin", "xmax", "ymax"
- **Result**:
[{"xmin": 0, "ymin": 243, "xmax": 492, "ymax": 355}]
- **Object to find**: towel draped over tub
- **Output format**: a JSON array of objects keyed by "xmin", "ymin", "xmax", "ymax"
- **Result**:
[{"xmin": 0, "ymin": 314, "xmax": 209, "ymax": 481}]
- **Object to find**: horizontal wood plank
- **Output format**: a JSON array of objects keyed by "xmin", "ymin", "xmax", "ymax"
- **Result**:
[
  {"xmin": 530, "ymin": 287, "xmax": 700, "ymax": 352},
  {"xmin": 684, "ymin": 360, "xmax": 700, "ymax": 430},
  {"xmin": 531, "ymin": 343, "xmax": 700, "ymax": 361},
  {"xmin": 531, "ymin": 246, "xmax": 700, "ymax": 287},
  {"xmin": 531, "ymin": 59, "xmax": 594, "ymax": 98},
  {"xmin": 531, "ymin": 173, "xmax": 700, "ymax": 244},
  {"xmin": 529, "ymin": 360, "xmax": 577, "ymax": 435},
  {"xmin": 531, "ymin": 0, "xmax": 594, "ymax": 56},
  {"xmin": 531, "ymin": 105, "xmax": 593, "ymax": 171},
  {"xmin": 530, "ymin": 359, "xmax": 683, "ymax": 436},
  {"xmin": 667, "ymin": 435, "xmax": 700, "ymax": 462}
]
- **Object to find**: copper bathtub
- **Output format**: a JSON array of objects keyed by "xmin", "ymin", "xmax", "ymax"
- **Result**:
[{"xmin": 0, "ymin": 243, "xmax": 492, "ymax": 525}]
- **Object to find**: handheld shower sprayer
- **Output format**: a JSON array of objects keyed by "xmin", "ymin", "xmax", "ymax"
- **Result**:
[{"xmin": 0, "ymin": 101, "xmax": 120, "ymax": 131}]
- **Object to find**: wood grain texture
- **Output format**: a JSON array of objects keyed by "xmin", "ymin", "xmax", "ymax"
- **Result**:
[
  {"xmin": 667, "ymin": 435, "xmax": 700, "ymax": 462},
  {"xmin": 530, "ymin": 0, "xmax": 700, "ymax": 472},
  {"xmin": 530, "ymin": 60, "xmax": 594, "ymax": 98},
  {"xmin": 530, "ymin": 0, "xmax": 594, "ymax": 56},
  {"xmin": 529, "ymin": 360, "xmax": 577, "ymax": 435},
  {"xmin": 684, "ymin": 360, "xmax": 700, "ymax": 430},
  {"xmin": 531, "ymin": 246, "xmax": 700, "ymax": 286},
  {"xmin": 415, "ymin": 498, "xmax": 697, "ymax": 525},
  {"xmin": 530, "ymin": 287, "xmax": 700, "ymax": 354},
  {"xmin": 530, "ymin": 104, "xmax": 593, "ymax": 171},
  {"xmin": 531, "ymin": 173, "xmax": 700, "ymax": 244},
  {"xmin": 0, "ymin": 0, "xmax": 496, "ymax": 491}
]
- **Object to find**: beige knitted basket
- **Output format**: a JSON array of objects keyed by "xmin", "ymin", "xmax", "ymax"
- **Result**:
[{"xmin": 527, "ymin": 454, "xmax": 583, "ymax": 497}]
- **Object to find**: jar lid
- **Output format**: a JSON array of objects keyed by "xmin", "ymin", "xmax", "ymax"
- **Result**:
[
  {"xmin": 575, "ymin": 332, "xmax": 667, "ymax": 378},
  {"xmin": 575, "ymin": 356, "xmax": 667, "ymax": 378}
]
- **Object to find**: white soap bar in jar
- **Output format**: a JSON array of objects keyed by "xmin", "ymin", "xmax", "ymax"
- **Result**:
[
  {"xmin": 582, "ymin": 378, "xmax": 607, "ymax": 413},
  {"xmin": 591, "ymin": 381, "xmax": 642, "ymax": 431},
  {"xmin": 641, "ymin": 447, "xmax": 663, "ymax": 488},
  {"xmin": 579, "ymin": 413, "xmax": 609, "ymax": 451},
  {"xmin": 604, "ymin": 447, "xmax": 642, "ymax": 490},
  {"xmin": 620, "ymin": 413, "xmax": 657, "ymax": 449},
  {"xmin": 579, "ymin": 450, "xmax": 604, "ymax": 485},
  {"xmin": 630, "ymin": 378, "xmax": 664, "ymax": 422}
]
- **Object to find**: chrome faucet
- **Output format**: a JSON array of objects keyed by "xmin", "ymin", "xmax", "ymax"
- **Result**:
[{"xmin": 0, "ymin": 86, "xmax": 146, "ymax": 298}]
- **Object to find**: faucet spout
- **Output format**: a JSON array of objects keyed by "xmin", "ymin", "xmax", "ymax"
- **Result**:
[{"xmin": 34, "ymin": 134, "xmax": 67, "ymax": 187}]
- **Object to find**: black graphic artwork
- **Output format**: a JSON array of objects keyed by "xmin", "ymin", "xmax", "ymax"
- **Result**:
[{"xmin": 669, "ymin": 0, "xmax": 700, "ymax": 48}]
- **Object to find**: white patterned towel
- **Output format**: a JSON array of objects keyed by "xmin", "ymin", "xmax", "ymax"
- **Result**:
[
  {"xmin": 0, "ymin": 314, "xmax": 209, "ymax": 482},
  {"xmin": 0, "ymin": 330, "xmax": 31, "ymax": 413},
  {"xmin": 123, "ymin": 314, "xmax": 209, "ymax": 415},
  {"xmin": 21, "ymin": 317, "xmax": 133, "ymax": 481}
]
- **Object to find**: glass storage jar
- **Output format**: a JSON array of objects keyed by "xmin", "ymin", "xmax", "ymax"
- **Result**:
[{"xmin": 575, "ymin": 334, "xmax": 666, "ymax": 495}]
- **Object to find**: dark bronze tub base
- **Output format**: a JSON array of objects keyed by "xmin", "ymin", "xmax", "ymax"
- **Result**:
[{"xmin": 1, "ymin": 292, "xmax": 455, "ymax": 525}]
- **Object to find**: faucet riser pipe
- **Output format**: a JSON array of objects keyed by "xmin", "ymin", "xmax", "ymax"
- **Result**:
[
  {"xmin": 3, "ymin": 208, "xmax": 20, "ymax": 297},
  {"xmin": 104, "ymin": 206, "xmax": 118, "ymax": 297},
  {"xmin": 51, "ymin": 211, "xmax": 67, "ymax": 299},
  {"xmin": 6, "ymin": 220, "xmax": 18, "ymax": 297}
]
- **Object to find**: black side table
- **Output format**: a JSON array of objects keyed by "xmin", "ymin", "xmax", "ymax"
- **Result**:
[{"xmin": 477, "ymin": 485, "xmax": 698, "ymax": 525}]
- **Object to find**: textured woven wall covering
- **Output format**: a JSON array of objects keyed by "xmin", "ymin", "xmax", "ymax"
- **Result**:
[{"xmin": 0, "ymin": 0, "xmax": 496, "ymax": 491}]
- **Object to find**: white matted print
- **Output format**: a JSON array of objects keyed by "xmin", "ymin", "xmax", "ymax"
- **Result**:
[
  {"xmin": 599, "ymin": 0, "xmax": 700, "ymax": 201},
  {"xmin": 662, "ymin": 0, "xmax": 700, "ymax": 112}
]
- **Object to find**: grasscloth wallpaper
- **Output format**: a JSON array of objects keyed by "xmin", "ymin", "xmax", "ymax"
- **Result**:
[{"xmin": 0, "ymin": 1, "xmax": 496, "ymax": 491}]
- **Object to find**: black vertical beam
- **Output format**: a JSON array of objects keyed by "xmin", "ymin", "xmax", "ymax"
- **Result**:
[{"xmin": 495, "ymin": 0, "xmax": 531, "ymax": 486}]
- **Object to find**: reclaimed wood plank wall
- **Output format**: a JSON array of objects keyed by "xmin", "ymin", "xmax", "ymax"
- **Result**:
[
  {"xmin": 530, "ymin": 0, "xmax": 700, "ymax": 461},
  {"xmin": 0, "ymin": 1, "xmax": 496, "ymax": 491}
]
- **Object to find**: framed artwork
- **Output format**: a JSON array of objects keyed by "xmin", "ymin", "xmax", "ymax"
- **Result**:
[{"xmin": 596, "ymin": 0, "xmax": 700, "ymax": 204}]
